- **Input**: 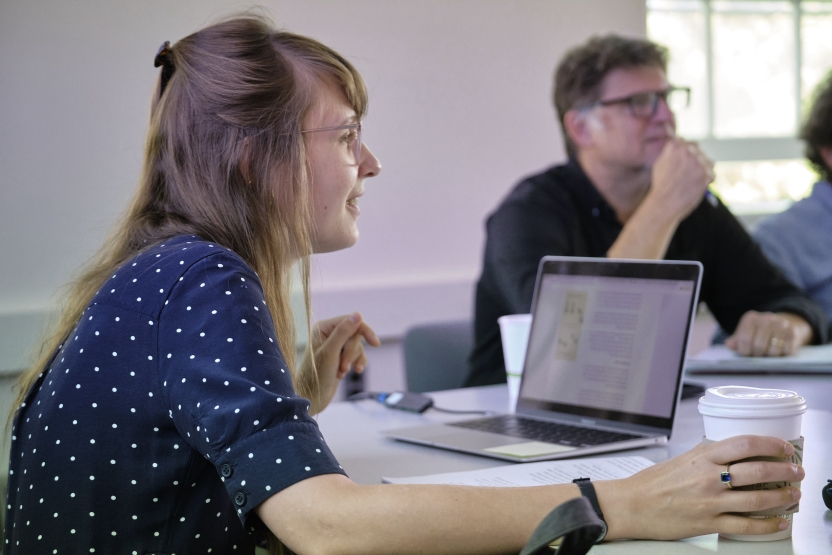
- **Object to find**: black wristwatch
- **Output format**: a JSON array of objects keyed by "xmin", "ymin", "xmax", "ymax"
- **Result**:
[{"xmin": 572, "ymin": 477, "xmax": 608, "ymax": 542}]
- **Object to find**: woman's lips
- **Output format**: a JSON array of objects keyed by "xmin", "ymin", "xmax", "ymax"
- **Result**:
[{"xmin": 346, "ymin": 196, "xmax": 360, "ymax": 215}]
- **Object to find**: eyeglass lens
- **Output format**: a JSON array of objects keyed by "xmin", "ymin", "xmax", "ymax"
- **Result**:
[
  {"xmin": 301, "ymin": 123, "xmax": 363, "ymax": 165},
  {"xmin": 630, "ymin": 89, "xmax": 690, "ymax": 117},
  {"xmin": 353, "ymin": 124, "xmax": 362, "ymax": 164}
]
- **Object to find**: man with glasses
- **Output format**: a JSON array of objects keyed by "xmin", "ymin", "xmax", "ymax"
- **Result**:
[{"xmin": 466, "ymin": 35, "xmax": 827, "ymax": 388}]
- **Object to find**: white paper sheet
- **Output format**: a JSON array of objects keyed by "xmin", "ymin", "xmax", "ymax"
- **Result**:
[
  {"xmin": 382, "ymin": 456, "xmax": 654, "ymax": 486},
  {"xmin": 686, "ymin": 344, "xmax": 832, "ymax": 374}
]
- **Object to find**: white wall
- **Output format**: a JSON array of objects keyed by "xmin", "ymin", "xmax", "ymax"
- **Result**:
[{"xmin": 0, "ymin": 0, "xmax": 646, "ymax": 371}]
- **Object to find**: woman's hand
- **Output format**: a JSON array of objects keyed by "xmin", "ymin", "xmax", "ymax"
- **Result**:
[
  {"xmin": 596, "ymin": 435, "xmax": 804, "ymax": 541},
  {"xmin": 302, "ymin": 312, "xmax": 380, "ymax": 415}
]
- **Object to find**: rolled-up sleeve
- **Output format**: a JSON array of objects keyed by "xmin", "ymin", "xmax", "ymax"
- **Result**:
[{"xmin": 157, "ymin": 251, "xmax": 345, "ymax": 524}]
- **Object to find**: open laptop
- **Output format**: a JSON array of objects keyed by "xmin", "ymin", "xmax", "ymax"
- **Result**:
[{"xmin": 385, "ymin": 256, "xmax": 703, "ymax": 462}]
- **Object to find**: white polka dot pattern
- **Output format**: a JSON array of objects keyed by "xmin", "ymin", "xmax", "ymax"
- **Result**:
[{"xmin": 5, "ymin": 236, "xmax": 344, "ymax": 553}]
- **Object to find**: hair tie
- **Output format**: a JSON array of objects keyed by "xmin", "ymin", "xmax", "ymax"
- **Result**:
[{"xmin": 154, "ymin": 41, "xmax": 175, "ymax": 97}]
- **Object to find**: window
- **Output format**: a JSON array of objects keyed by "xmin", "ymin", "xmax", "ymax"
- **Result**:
[{"xmin": 647, "ymin": 0, "xmax": 832, "ymax": 213}]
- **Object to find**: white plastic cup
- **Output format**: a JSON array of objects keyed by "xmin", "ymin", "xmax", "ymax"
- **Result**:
[
  {"xmin": 698, "ymin": 385, "xmax": 806, "ymax": 541},
  {"xmin": 498, "ymin": 314, "xmax": 532, "ymax": 412}
]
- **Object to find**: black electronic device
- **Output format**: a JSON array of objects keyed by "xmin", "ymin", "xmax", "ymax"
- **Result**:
[
  {"xmin": 681, "ymin": 381, "xmax": 706, "ymax": 400},
  {"xmin": 380, "ymin": 391, "xmax": 434, "ymax": 413},
  {"xmin": 823, "ymin": 480, "xmax": 832, "ymax": 510}
]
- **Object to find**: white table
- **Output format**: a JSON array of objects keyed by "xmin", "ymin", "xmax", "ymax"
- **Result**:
[{"xmin": 315, "ymin": 382, "xmax": 832, "ymax": 554}]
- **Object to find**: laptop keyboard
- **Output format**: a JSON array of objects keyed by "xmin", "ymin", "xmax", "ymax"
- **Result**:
[{"xmin": 448, "ymin": 415, "xmax": 641, "ymax": 447}]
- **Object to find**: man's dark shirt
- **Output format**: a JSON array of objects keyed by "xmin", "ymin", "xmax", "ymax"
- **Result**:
[{"xmin": 467, "ymin": 160, "xmax": 828, "ymax": 387}]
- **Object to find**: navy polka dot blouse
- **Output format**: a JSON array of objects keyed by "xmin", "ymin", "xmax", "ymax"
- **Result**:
[{"xmin": 5, "ymin": 236, "xmax": 345, "ymax": 553}]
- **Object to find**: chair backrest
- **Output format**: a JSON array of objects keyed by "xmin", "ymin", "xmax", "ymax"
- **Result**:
[{"xmin": 403, "ymin": 320, "xmax": 473, "ymax": 393}]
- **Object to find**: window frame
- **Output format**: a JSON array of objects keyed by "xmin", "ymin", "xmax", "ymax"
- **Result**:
[{"xmin": 647, "ymin": 0, "xmax": 830, "ymax": 162}]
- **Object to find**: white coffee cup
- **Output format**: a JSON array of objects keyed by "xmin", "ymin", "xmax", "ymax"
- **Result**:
[
  {"xmin": 698, "ymin": 385, "xmax": 806, "ymax": 541},
  {"xmin": 498, "ymin": 314, "xmax": 532, "ymax": 412}
]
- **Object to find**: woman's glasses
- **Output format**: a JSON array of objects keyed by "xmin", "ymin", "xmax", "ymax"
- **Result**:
[{"xmin": 302, "ymin": 122, "xmax": 362, "ymax": 164}]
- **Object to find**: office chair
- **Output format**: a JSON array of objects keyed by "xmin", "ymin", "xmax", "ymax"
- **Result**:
[{"xmin": 402, "ymin": 320, "xmax": 473, "ymax": 393}]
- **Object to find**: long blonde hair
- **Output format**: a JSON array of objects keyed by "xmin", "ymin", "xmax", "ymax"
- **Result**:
[{"xmin": 14, "ymin": 15, "xmax": 368, "ymax": 415}]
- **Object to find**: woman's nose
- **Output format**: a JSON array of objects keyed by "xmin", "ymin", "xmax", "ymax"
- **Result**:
[{"xmin": 360, "ymin": 143, "xmax": 381, "ymax": 178}]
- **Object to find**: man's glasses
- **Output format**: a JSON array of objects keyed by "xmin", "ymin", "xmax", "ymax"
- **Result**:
[
  {"xmin": 583, "ymin": 87, "xmax": 691, "ymax": 118},
  {"xmin": 301, "ymin": 122, "xmax": 362, "ymax": 164}
]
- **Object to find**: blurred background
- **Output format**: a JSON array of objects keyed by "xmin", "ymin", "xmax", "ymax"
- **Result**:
[
  {"xmin": 648, "ymin": 0, "xmax": 832, "ymax": 215},
  {"xmin": 0, "ymin": 0, "xmax": 648, "ymax": 386}
]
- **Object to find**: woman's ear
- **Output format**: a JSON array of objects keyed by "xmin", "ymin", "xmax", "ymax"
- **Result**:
[{"xmin": 563, "ymin": 109, "xmax": 598, "ymax": 151}]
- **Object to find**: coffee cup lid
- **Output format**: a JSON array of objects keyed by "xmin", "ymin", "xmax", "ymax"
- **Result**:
[{"xmin": 698, "ymin": 385, "xmax": 806, "ymax": 418}]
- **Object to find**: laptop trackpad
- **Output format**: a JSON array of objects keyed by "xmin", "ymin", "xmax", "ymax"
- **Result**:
[
  {"xmin": 388, "ymin": 426, "xmax": 577, "ymax": 459},
  {"xmin": 484, "ymin": 441, "xmax": 576, "ymax": 458}
]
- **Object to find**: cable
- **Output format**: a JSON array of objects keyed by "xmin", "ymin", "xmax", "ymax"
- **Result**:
[
  {"xmin": 346, "ymin": 391, "xmax": 382, "ymax": 402},
  {"xmin": 347, "ymin": 390, "xmax": 491, "ymax": 415},
  {"xmin": 428, "ymin": 405, "xmax": 491, "ymax": 415}
]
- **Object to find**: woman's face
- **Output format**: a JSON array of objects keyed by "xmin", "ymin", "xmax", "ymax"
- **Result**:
[{"xmin": 304, "ymin": 81, "xmax": 381, "ymax": 254}]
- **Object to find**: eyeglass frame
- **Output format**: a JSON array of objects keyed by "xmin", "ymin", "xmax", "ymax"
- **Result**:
[
  {"xmin": 301, "ymin": 122, "xmax": 362, "ymax": 164},
  {"xmin": 579, "ymin": 87, "xmax": 691, "ymax": 119}
]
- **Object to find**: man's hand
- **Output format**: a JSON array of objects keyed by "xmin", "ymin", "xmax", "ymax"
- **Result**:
[
  {"xmin": 725, "ymin": 311, "xmax": 813, "ymax": 357},
  {"xmin": 647, "ymin": 136, "xmax": 715, "ymax": 223},
  {"xmin": 301, "ymin": 313, "xmax": 380, "ymax": 414},
  {"xmin": 607, "ymin": 137, "xmax": 715, "ymax": 260}
]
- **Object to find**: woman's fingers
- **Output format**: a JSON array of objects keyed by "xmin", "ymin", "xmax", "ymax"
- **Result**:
[
  {"xmin": 354, "ymin": 351, "xmax": 368, "ymax": 374},
  {"xmin": 713, "ymin": 514, "xmax": 788, "ymax": 537},
  {"xmin": 318, "ymin": 314, "xmax": 380, "ymax": 352},
  {"xmin": 357, "ymin": 320, "xmax": 381, "ymax": 347},
  {"xmin": 322, "ymin": 314, "xmax": 362, "ymax": 348},
  {"xmin": 721, "ymin": 460, "xmax": 804, "ymax": 489},
  {"xmin": 704, "ymin": 435, "xmax": 794, "ymax": 464},
  {"xmin": 309, "ymin": 312, "xmax": 378, "ymax": 381},
  {"xmin": 717, "ymin": 486, "xmax": 801, "ymax": 515},
  {"xmin": 339, "ymin": 333, "xmax": 366, "ymax": 375},
  {"xmin": 312, "ymin": 315, "xmax": 351, "ymax": 345}
]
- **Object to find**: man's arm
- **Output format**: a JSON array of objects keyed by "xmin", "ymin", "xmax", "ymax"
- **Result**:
[
  {"xmin": 606, "ymin": 192, "xmax": 689, "ymax": 259},
  {"xmin": 607, "ymin": 138, "xmax": 714, "ymax": 259}
]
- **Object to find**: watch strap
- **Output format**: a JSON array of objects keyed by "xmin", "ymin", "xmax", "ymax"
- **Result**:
[
  {"xmin": 572, "ymin": 477, "xmax": 607, "ymax": 542},
  {"xmin": 519, "ymin": 496, "xmax": 605, "ymax": 555}
]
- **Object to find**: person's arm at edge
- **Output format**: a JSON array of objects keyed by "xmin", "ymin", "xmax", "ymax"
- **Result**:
[
  {"xmin": 753, "ymin": 217, "xmax": 808, "ymax": 292},
  {"xmin": 257, "ymin": 436, "xmax": 801, "ymax": 555}
]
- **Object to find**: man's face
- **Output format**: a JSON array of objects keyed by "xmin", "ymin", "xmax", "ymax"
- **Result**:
[{"xmin": 582, "ymin": 65, "xmax": 675, "ymax": 172}]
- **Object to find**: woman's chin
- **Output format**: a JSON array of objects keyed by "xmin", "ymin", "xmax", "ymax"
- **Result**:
[{"xmin": 312, "ymin": 231, "xmax": 359, "ymax": 254}]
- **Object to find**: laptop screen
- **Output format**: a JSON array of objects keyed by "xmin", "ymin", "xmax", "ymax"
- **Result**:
[{"xmin": 518, "ymin": 257, "xmax": 701, "ymax": 430}]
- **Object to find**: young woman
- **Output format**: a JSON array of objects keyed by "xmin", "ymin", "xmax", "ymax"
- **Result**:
[{"xmin": 5, "ymin": 15, "xmax": 803, "ymax": 555}]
